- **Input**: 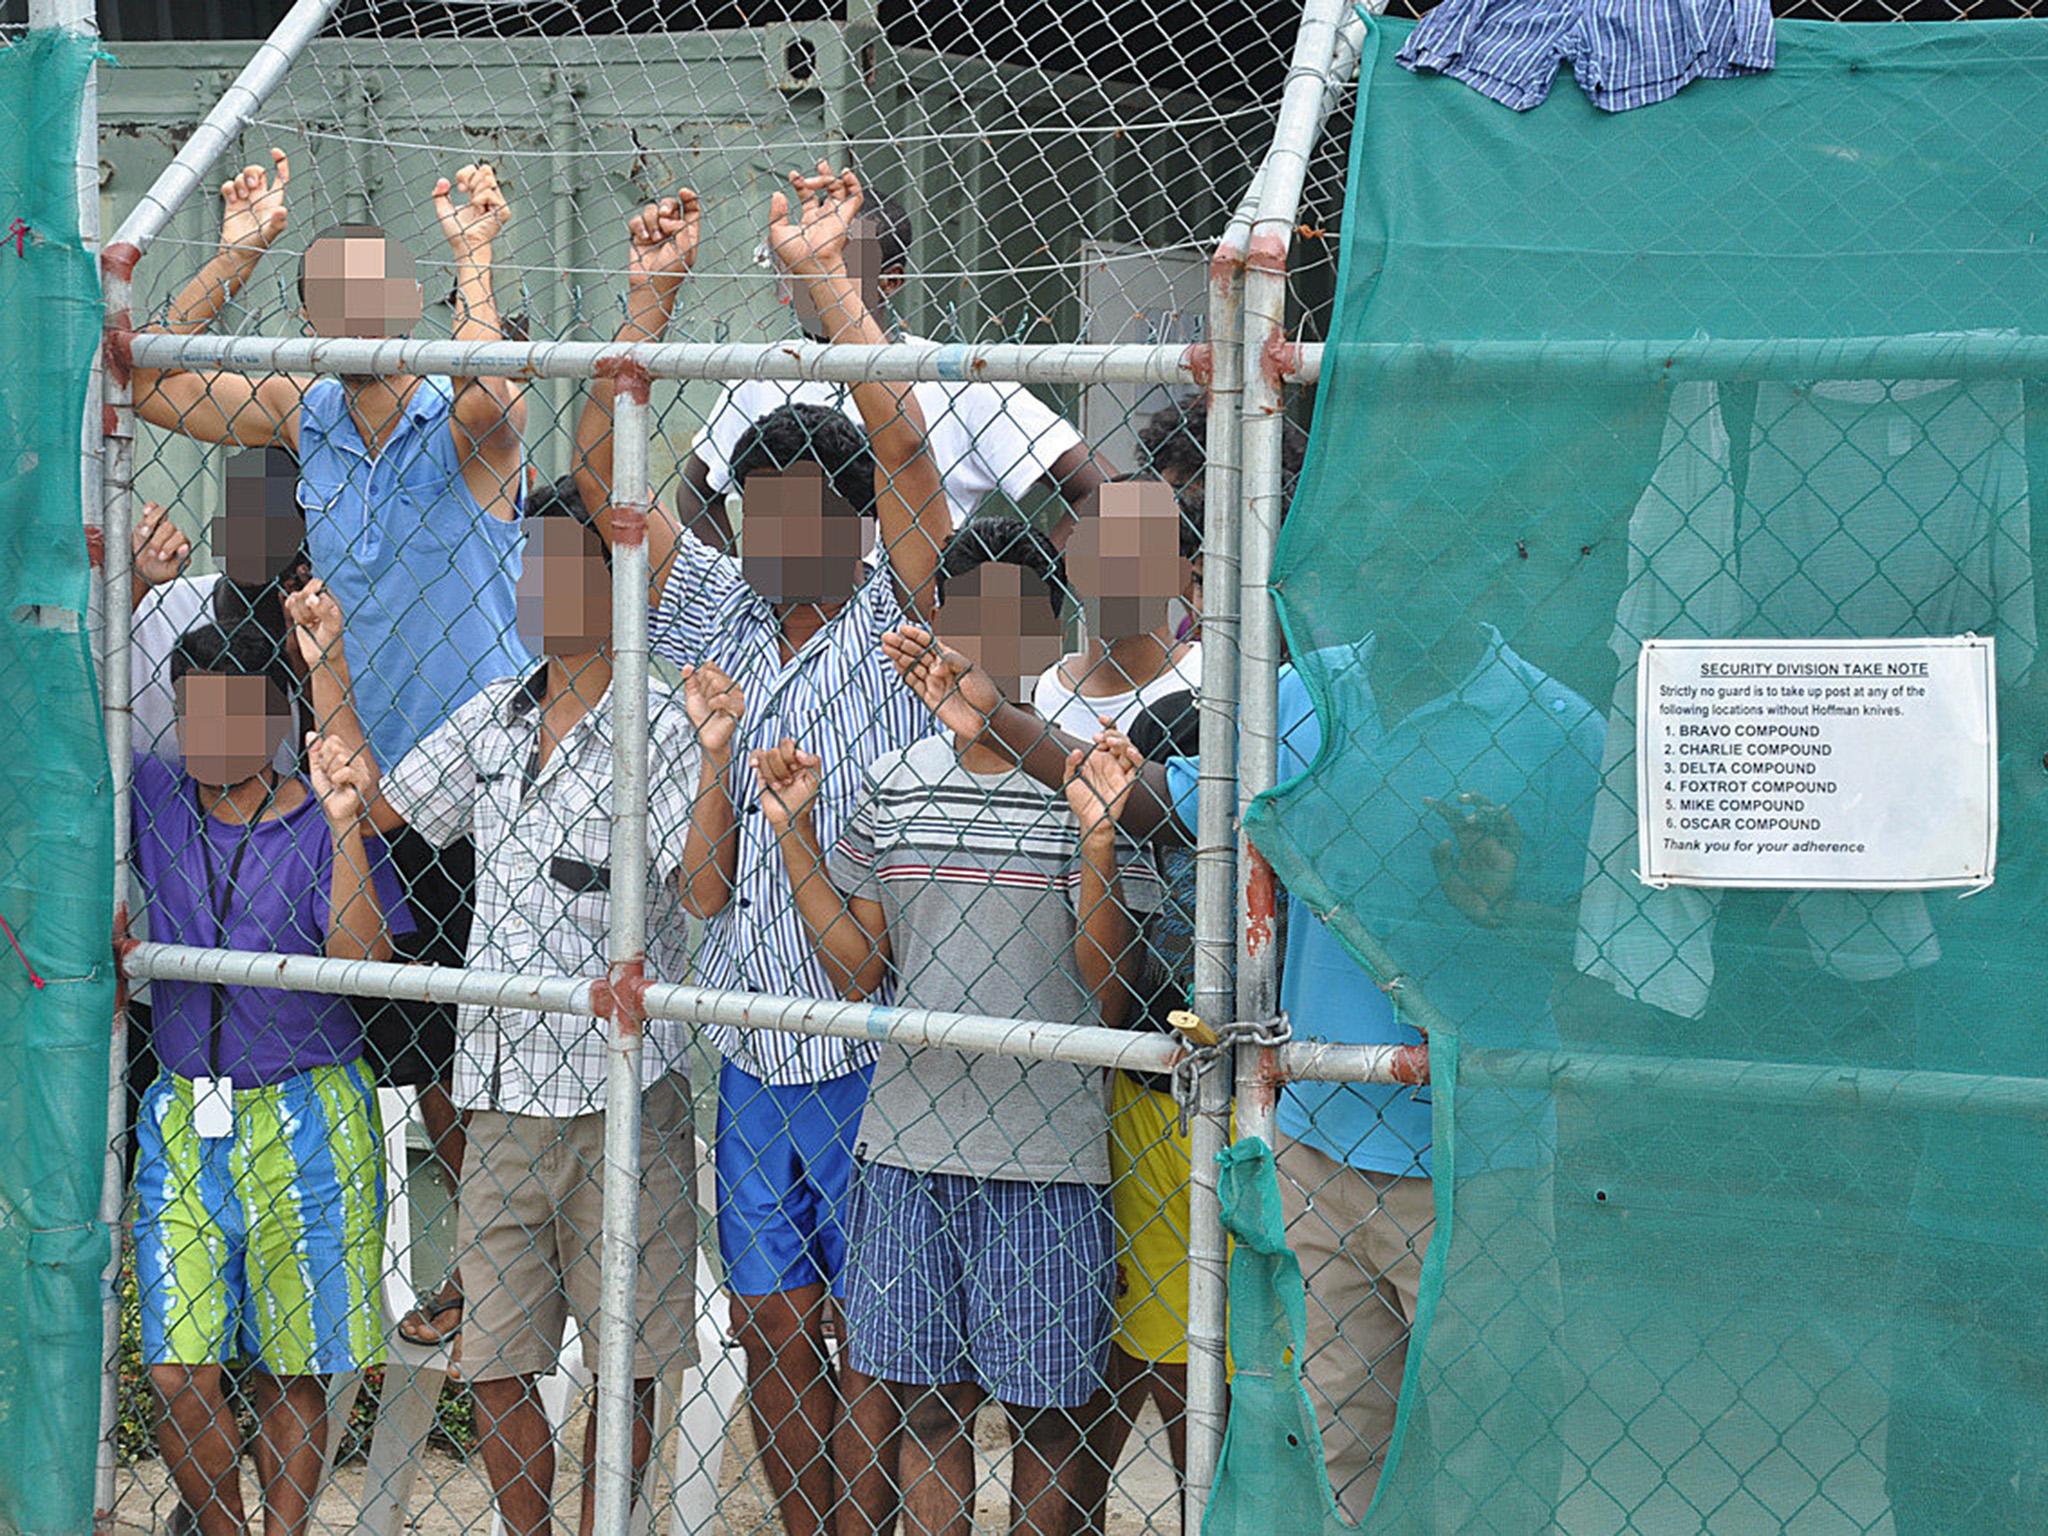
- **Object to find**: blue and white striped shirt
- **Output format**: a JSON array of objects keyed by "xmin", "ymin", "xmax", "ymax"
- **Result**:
[{"xmin": 650, "ymin": 531, "xmax": 940, "ymax": 1084}]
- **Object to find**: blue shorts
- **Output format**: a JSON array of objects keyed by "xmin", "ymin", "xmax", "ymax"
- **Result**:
[
  {"xmin": 842, "ymin": 1161, "xmax": 1113, "ymax": 1409},
  {"xmin": 714, "ymin": 1060, "xmax": 873, "ymax": 1297}
]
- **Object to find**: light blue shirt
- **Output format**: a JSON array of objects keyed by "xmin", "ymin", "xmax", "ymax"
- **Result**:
[
  {"xmin": 298, "ymin": 375, "xmax": 530, "ymax": 767},
  {"xmin": 1172, "ymin": 630, "xmax": 1603, "ymax": 1178}
]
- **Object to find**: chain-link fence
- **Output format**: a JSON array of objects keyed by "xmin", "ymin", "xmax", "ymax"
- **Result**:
[
  {"xmin": 58, "ymin": 0, "xmax": 2048, "ymax": 1531},
  {"xmin": 80, "ymin": 0, "xmax": 1364, "ymax": 1529}
]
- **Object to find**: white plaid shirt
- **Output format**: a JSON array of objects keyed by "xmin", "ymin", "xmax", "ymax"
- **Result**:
[
  {"xmin": 650, "ymin": 530, "xmax": 940, "ymax": 1085},
  {"xmin": 384, "ymin": 664, "xmax": 702, "ymax": 1117}
]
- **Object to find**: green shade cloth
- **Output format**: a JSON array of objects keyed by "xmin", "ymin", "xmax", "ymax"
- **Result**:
[
  {"xmin": 1224, "ymin": 16, "xmax": 2048, "ymax": 1533},
  {"xmin": 0, "ymin": 29, "xmax": 115, "ymax": 1536}
]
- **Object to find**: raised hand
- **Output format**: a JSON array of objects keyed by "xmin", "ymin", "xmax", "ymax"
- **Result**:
[
  {"xmin": 1064, "ymin": 739, "xmax": 1140, "ymax": 839},
  {"xmin": 752, "ymin": 738, "xmax": 823, "ymax": 831},
  {"xmin": 627, "ymin": 190, "xmax": 702, "ymax": 296},
  {"xmin": 766, "ymin": 162, "xmax": 863, "ymax": 279},
  {"xmin": 219, "ymin": 149, "xmax": 289, "ymax": 256},
  {"xmin": 680, "ymin": 661, "xmax": 744, "ymax": 759},
  {"xmin": 284, "ymin": 577, "xmax": 347, "ymax": 675},
  {"xmin": 434, "ymin": 163, "xmax": 511, "ymax": 261},
  {"xmin": 881, "ymin": 624, "xmax": 1002, "ymax": 738},
  {"xmin": 1425, "ymin": 792, "xmax": 1522, "ymax": 929},
  {"xmin": 308, "ymin": 731, "xmax": 377, "ymax": 825},
  {"xmin": 131, "ymin": 501, "xmax": 190, "ymax": 589}
]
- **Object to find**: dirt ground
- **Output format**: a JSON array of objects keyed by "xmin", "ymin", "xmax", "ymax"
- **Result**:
[{"xmin": 111, "ymin": 1393, "xmax": 1184, "ymax": 1534}]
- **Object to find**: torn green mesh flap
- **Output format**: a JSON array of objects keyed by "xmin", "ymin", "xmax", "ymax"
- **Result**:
[
  {"xmin": 0, "ymin": 29, "xmax": 114, "ymax": 1536},
  {"xmin": 1239, "ymin": 16, "xmax": 2048, "ymax": 1533}
]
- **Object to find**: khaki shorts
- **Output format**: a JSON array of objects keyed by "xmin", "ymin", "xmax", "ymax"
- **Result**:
[{"xmin": 458, "ymin": 1072, "xmax": 699, "ymax": 1383}]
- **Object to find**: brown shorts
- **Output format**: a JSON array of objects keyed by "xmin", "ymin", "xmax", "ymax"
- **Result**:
[{"xmin": 457, "ymin": 1072, "xmax": 699, "ymax": 1383}]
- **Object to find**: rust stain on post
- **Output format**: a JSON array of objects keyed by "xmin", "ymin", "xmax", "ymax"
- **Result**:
[
  {"xmin": 1259, "ymin": 328, "xmax": 1303, "ymax": 391},
  {"xmin": 609, "ymin": 505, "xmax": 648, "ymax": 546},
  {"xmin": 102, "ymin": 319, "xmax": 134, "ymax": 388},
  {"xmin": 1388, "ymin": 1042, "xmax": 1431, "ymax": 1084},
  {"xmin": 1245, "ymin": 845, "xmax": 1277, "ymax": 956},
  {"xmin": 600, "ymin": 958, "xmax": 647, "ymax": 1039},
  {"xmin": 593, "ymin": 353, "xmax": 652, "ymax": 405},
  {"xmin": 1245, "ymin": 228, "xmax": 1288, "ymax": 278}
]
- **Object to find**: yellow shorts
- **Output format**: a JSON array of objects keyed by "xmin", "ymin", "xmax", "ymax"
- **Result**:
[{"xmin": 1108, "ymin": 1071, "xmax": 1232, "ymax": 1366}]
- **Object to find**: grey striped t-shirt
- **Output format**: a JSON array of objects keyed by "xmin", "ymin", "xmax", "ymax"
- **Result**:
[{"xmin": 828, "ymin": 735, "xmax": 1162, "ymax": 1184}]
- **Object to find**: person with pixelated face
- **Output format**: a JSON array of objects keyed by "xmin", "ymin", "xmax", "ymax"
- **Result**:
[
  {"xmin": 1011, "ymin": 473, "xmax": 1212, "ymax": 1511},
  {"xmin": 130, "ymin": 619, "xmax": 408, "ymax": 1536},
  {"xmin": 130, "ymin": 153, "xmax": 536, "ymax": 1349},
  {"xmin": 290, "ymin": 491, "xmax": 720, "ymax": 1536},
  {"xmin": 572, "ymin": 170, "xmax": 952, "ymax": 1536},
  {"xmin": 642, "ymin": 163, "xmax": 1110, "ymax": 551},
  {"xmin": 753, "ymin": 523, "xmax": 1160, "ymax": 1536},
  {"xmin": 124, "ymin": 447, "xmax": 311, "ymax": 1200},
  {"xmin": 129, "ymin": 446, "xmax": 312, "ymax": 767},
  {"xmin": 1033, "ymin": 477, "xmax": 1206, "ymax": 737}
]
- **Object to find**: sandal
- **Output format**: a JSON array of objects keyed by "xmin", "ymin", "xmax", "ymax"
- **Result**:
[{"xmin": 397, "ymin": 1282, "xmax": 464, "ymax": 1349}]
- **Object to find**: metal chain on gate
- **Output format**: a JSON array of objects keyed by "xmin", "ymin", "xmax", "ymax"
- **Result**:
[{"xmin": 1168, "ymin": 1010, "xmax": 1294, "ymax": 1135}]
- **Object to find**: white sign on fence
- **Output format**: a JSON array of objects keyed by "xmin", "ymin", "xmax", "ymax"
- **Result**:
[{"xmin": 1636, "ymin": 636, "xmax": 1998, "ymax": 891}]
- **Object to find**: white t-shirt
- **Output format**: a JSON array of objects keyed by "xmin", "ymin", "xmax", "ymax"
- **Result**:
[
  {"xmin": 689, "ymin": 340, "xmax": 1085, "ymax": 529},
  {"xmin": 1031, "ymin": 643, "xmax": 1204, "ymax": 739},
  {"xmin": 132, "ymin": 573, "xmax": 222, "ymax": 762}
]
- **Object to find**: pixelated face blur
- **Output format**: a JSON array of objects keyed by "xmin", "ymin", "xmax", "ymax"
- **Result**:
[
  {"xmin": 301, "ymin": 234, "xmax": 422, "ymax": 339},
  {"xmin": 1065, "ymin": 480, "xmax": 1188, "ymax": 640},
  {"xmin": 940, "ymin": 563, "xmax": 1067, "ymax": 700},
  {"xmin": 739, "ymin": 464, "xmax": 874, "ymax": 605},
  {"xmin": 176, "ymin": 673, "xmax": 291, "ymax": 787},
  {"xmin": 215, "ymin": 449, "xmax": 306, "ymax": 587},
  {"xmin": 516, "ymin": 518, "xmax": 612, "ymax": 654},
  {"xmin": 783, "ymin": 214, "xmax": 887, "ymax": 336}
]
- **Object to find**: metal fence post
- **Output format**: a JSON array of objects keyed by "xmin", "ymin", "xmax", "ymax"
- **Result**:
[
  {"xmin": 597, "ymin": 370, "xmax": 654, "ymax": 1534},
  {"xmin": 1183, "ymin": 186, "xmax": 1255, "ymax": 1524},
  {"xmin": 93, "ymin": 6, "xmax": 342, "ymax": 1518},
  {"xmin": 1236, "ymin": 0, "xmax": 1349, "ymax": 1148}
]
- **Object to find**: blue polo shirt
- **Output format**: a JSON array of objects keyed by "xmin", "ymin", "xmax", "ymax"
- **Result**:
[
  {"xmin": 1171, "ymin": 630, "xmax": 1602, "ymax": 1178},
  {"xmin": 298, "ymin": 375, "xmax": 530, "ymax": 767}
]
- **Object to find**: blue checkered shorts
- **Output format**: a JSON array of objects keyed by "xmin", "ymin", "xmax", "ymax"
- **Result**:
[{"xmin": 842, "ymin": 1161, "xmax": 1114, "ymax": 1409}]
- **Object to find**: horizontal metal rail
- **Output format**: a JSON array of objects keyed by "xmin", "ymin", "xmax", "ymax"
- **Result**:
[
  {"xmin": 1275, "ymin": 1040, "xmax": 2048, "ymax": 1120},
  {"xmin": 130, "ymin": 956, "xmax": 2048, "ymax": 1109},
  {"xmin": 128, "ymin": 943, "xmax": 596, "ymax": 1016},
  {"xmin": 125, "ymin": 333, "xmax": 1233, "ymax": 386},
  {"xmin": 126, "ymin": 943, "xmax": 1191, "ymax": 1076}
]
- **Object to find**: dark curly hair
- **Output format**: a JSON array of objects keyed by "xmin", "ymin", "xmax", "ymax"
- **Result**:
[
  {"xmin": 729, "ymin": 403, "xmax": 878, "ymax": 520},
  {"xmin": 937, "ymin": 516, "xmax": 1071, "ymax": 621},
  {"xmin": 1136, "ymin": 391, "xmax": 1310, "ymax": 556},
  {"xmin": 169, "ymin": 620, "xmax": 296, "ymax": 707},
  {"xmin": 527, "ymin": 471, "xmax": 610, "ymax": 567}
]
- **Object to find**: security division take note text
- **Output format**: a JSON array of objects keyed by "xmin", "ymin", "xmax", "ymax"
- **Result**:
[{"xmin": 1637, "ymin": 637, "xmax": 1996, "ymax": 890}]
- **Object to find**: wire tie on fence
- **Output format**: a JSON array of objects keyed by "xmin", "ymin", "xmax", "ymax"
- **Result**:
[
  {"xmin": 0, "ymin": 914, "xmax": 44, "ymax": 989},
  {"xmin": 1170, "ymin": 1011, "xmax": 1294, "ymax": 1134}
]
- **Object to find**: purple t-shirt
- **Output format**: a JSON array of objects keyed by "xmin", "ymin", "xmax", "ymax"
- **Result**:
[{"xmin": 131, "ymin": 754, "xmax": 413, "ymax": 1086}]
